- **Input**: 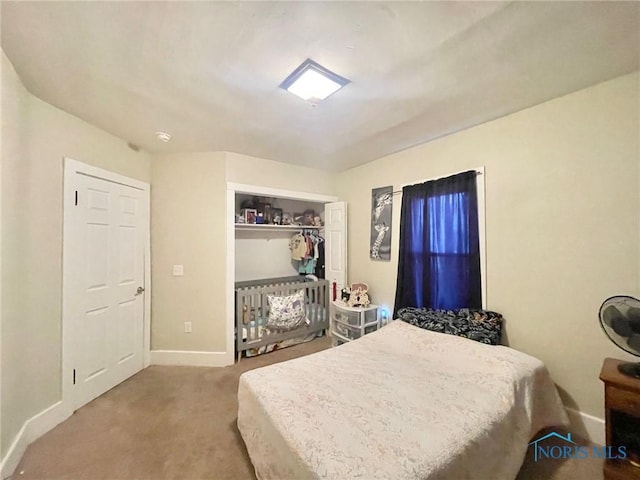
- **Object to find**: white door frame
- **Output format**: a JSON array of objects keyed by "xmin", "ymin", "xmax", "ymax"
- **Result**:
[
  {"xmin": 225, "ymin": 182, "xmax": 338, "ymax": 365},
  {"xmin": 62, "ymin": 157, "xmax": 151, "ymax": 411}
]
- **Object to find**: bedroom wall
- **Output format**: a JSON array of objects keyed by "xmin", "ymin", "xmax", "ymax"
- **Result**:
[
  {"xmin": 225, "ymin": 151, "xmax": 335, "ymax": 195},
  {"xmin": 1, "ymin": 51, "xmax": 151, "ymax": 458},
  {"xmin": 0, "ymin": 49, "xmax": 25, "ymax": 461},
  {"xmin": 150, "ymin": 151, "xmax": 335, "ymax": 355},
  {"xmin": 336, "ymin": 71, "xmax": 640, "ymax": 421},
  {"xmin": 235, "ymin": 230, "xmax": 300, "ymax": 282},
  {"xmin": 0, "ymin": 51, "xmax": 3, "ymax": 476},
  {"xmin": 150, "ymin": 152, "xmax": 227, "ymax": 352}
]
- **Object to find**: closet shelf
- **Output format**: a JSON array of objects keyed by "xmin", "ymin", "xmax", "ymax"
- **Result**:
[{"xmin": 234, "ymin": 224, "xmax": 322, "ymax": 231}]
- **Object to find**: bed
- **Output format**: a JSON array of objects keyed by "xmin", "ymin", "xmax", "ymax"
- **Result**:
[
  {"xmin": 235, "ymin": 276, "xmax": 329, "ymax": 360},
  {"xmin": 237, "ymin": 319, "xmax": 568, "ymax": 480}
]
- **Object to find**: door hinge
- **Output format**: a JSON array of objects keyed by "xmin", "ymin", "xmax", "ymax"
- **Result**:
[
  {"xmin": 73, "ymin": 369, "xmax": 76, "ymax": 385},
  {"xmin": 74, "ymin": 190, "xmax": 78, "ymax": 206}
]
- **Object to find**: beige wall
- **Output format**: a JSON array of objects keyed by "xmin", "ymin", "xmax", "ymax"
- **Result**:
[
  {"xmin": 0, "ymin": 54, "xmax": 3, "ymax": 474},
  {"xmin": 0, "ymin": 49, "xmax": 27, "ymax": 460},
  {"xmin": 1, "ymin": 51, "xmax": 151, "ymax": 457},
  {"xmin": 235, "ymin": 232, "xmax": 300, "ymax": 282},
  {"xmin": 336, "ymin": 71, "xmax": 640, "ymax": 419},
  {"xmin": 150, "ymin": 152, "xmax": 227, "ymax": 352},
  {"xmin": 225, "ymin": 151, "xmax": 335, "ymax": 194},
  {"xmin": 149, "ymin": 151, "xmax": 336, "ymax": 353}
]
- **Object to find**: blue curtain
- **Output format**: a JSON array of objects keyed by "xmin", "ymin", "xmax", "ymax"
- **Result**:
[{"xmin": 393, "ymin": 171, "xmax": 481, "ymax": 316}]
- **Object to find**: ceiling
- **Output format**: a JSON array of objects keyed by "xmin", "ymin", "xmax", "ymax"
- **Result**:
[{"xmin": 2, "ymin": 2, "xmax": 638, "ymax": 172}]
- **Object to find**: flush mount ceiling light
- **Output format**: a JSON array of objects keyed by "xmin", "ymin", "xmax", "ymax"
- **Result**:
[
  {"xmin": 280, "ymin": 58, "xmax": 350, "ymax": 105},
  {"xmin": 155, "ymin": 131, "xmax": 172, "ymax": 142}
]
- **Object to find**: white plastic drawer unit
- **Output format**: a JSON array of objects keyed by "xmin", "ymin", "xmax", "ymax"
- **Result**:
[
  {"xmin": 330, "ymin": 301, "xmax": 380, "ymax": 346},
  {"xmin": 333, "ymin": 307, "xmax": 378, "ymax": 327},
  {"xmin": 333, "ymin": 321, "xmax": 377, "ymax": 340}
]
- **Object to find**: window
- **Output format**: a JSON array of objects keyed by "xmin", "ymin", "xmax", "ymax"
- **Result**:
[{"xmin": 394, "ymin": 170, "xmax": 483, "ymax": 316}]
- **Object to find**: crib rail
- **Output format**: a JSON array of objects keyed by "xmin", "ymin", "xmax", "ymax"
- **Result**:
[{"xmin": 235, "ymin": 277, "xmax": 330, "ymax": 356}]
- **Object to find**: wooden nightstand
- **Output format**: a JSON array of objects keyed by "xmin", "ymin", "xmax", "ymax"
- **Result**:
[{"xmin": 600, "ymin": 358, "xmax": 640, "ymax": 480}]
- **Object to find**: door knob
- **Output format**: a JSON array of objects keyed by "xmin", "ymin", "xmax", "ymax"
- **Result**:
[{"xmin": 136, "ymin": 286, "xmax": 145, "ymax": 296}]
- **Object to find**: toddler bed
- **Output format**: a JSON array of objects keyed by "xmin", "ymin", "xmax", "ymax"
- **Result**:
[
  {"xmin": 237, "ymin": 320, "xmax": 568, "ymax": 480},
  {"xmin": 235, "ymin": 276, "xmax": 329, "ymax": 360}
]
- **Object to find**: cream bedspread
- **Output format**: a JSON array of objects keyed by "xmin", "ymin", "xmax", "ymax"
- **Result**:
[{"xmin": 237, "ymin": 320, "xmax": 568, "ymax": 480}]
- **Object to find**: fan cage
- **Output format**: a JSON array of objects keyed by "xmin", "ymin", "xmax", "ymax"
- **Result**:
[{"xmin": 599, "ymin": 295, "xmax": 640, "ymax": 358}]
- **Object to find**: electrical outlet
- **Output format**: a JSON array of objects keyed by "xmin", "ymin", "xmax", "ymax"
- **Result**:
[
  {"xmin": 173, "ymin": 265, "xmax": 184, "ymax": 276},
  {"xmin": 184, "ymin": 321, "xmax": 192, "ymax": 333}
]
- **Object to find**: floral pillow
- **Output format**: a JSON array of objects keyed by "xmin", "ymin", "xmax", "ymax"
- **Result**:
[{"xmin": 266, "ymin": 290, "xmax": 309, "ymax": 331}]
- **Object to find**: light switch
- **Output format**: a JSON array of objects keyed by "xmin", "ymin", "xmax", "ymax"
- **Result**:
[{"xmin": 172, "ymin": 264, "xmax": 184, "ymax": 276}]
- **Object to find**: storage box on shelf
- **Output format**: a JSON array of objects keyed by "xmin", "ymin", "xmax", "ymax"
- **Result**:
[{"xmin": 330, "ymin": 301, "xmax": 380, "ymax": 347}]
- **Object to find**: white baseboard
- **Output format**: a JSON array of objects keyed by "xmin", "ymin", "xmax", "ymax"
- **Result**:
[
  {"xmin": 565, "ymin": 407, "xmax": 605, "ymax": 446},
  {"xmin": 150, "ymin": 350, "xmax": 232, "ymax": 367},
  {"xmin": 0, "ymin": 401, "xmax": 70, "ymax": 479}
]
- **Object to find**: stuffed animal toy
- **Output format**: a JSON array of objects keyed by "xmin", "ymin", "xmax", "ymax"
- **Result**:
[
  {"xmin": 341, "ymin": 287, "xmax": 351, "ymax": 302},
  {"xmin": 347, "ymin": 283, "xmax": 370, "ymax": 307}
]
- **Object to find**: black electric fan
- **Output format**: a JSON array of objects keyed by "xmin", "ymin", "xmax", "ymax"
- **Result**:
[{"xmin": 599, "ymin": 295, "xmax": 640, "ymax": 378}]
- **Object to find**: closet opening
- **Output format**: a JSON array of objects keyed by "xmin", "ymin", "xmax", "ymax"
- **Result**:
[{"xmin": 225, "ymin": 183, "xmax": 341, "ymax": 365}]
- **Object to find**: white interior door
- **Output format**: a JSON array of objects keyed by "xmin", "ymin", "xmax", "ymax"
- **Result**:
[
  {"xmin": 67, "ymin": 170, "xmax": 146, "ymax": 410},
  {"xmin": 324, "ymin": 201, "xmax": 347, "ymax": 290}
]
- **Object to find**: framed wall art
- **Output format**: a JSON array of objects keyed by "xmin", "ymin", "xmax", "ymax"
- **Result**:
[{"xmin": 370, "ymin": 186, "xmax": 393, "ymax": 261}]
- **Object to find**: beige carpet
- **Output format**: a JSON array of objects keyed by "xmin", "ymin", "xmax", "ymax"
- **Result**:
[{"xmin": 11, "ymin": 337, "xmax": 603, "ymax": 480}]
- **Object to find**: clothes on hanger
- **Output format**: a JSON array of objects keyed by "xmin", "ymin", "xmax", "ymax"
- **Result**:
[
  {"xmin": 314, "ymin": 239, "xmax": 325, "ymax": 279},
  {"xmin": 290, "ymin": 230, "xmax": 325, "ymax": 278},
  {"xmin": 289, "ymin": 233, "xmax": 307, "ymax": 260}
]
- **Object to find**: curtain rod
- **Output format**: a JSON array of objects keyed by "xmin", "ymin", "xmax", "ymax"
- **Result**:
[{"xmin": 391, "ymin": 170, "xmax": 482, "ymax": 195}]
